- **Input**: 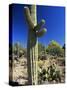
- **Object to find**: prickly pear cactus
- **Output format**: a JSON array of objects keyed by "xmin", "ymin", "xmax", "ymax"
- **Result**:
[{"xmin": 24, "ymin": 5, "xmax": 47, "ymax": 85}]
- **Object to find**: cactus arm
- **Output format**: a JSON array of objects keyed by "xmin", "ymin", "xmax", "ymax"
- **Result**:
[
  {"xmin": 24, "ymin": 7, "xmax": 34, "ymax": 29},
  {"xmin": 36, "ymin": 28, "xmax": 47, "ymax": 37},
  {"xmin": 34, "ymin": 19, "xmax": 45, "ymax": 31}
]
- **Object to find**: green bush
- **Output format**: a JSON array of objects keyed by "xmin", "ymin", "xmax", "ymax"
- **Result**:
[
  {"xmin": 38, "ymin": 64, "xmax": 61, "ymax": 84},
  {"xmin": 46, "ymin": 40, "xmax": 64, "ymax": 57},
  {"xmin": 12, "ymin": 42, "xmax": 26, "ymax": 58}
]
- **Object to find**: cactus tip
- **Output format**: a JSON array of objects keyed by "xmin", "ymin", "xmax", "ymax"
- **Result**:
[
  {"xmin": 24, "ymin": 6, "xmax": 27, "ymax": 9},
  {"xmin": 41, "ymin": 19, "xmax": 45, "ymax": 24},
  {"xmin": 43, "ymin": 28, "xmax": 47, "ymax": 32}
]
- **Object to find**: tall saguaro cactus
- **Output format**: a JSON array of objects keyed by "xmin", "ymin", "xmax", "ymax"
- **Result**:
[{"xmin": 24, "ymin": 5, "xmax": 47, "ymax": 85}]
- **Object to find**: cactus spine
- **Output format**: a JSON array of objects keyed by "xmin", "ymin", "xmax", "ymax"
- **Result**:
[{"xmin": 24, "ymin": 5, "xmax": 47, "ymax": 85}]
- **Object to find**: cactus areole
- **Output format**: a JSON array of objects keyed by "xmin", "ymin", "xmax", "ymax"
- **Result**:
[{"xmin": 24, "ymin": 5, "xmax": 47, "ymax": 85}]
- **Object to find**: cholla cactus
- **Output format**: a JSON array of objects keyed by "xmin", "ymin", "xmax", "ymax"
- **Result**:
[{"xmin": 24, "ymin": 5, "xmax": 47, "ymax": 85}]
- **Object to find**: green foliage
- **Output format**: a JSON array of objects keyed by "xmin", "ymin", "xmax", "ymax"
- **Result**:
[
  {"xmin": 47, "ymin": 65, "xmax": 61, "ymax": 82},
  {"xmin": 13, "ymin": 42, "xmax": 26, "ymax": 57},
  {"xmin": 38, "ymin": 68, "xmax": 47, "ymax": 84},
  {"xmin": 38, "ymin": 64, "xmax": 61, "ymax": 84},
  {"xmin": 46, "ymin": 40, "xmax": 64, "ymax": 57}
]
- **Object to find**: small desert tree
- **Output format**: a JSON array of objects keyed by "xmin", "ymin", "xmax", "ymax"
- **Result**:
[{"xmin": 46, "ymin": 40, "xmax": 64, "ymax": 57}]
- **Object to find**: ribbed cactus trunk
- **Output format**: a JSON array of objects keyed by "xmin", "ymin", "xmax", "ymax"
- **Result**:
[
  {"xmin": 30, "ymin": 5, "xmax": 38, "ymax": 85},
  {"xmin": 27, "ymin": 5, "xmax": 38, "ymax": 85},
  {"xmin": 24, "ymin": 5, "xmax": 47, "ymax": 85}
]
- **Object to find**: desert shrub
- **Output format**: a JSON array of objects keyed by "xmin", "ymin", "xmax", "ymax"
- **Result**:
[
  {"xmin": 47, "ymin": 65, "xmax": 61, "ymax": 82},
  {"xmin": 13, "ymin": 42, "xmax": 27, "ymax": 58},
  {"xmin": 38, "ymin": 60, "xmax": 44, "ymax": 68},
  {"xmin": 46, "ymin": 40, "xmax": 64, "ymax": 57},
  {"xmin": 38, "ymin": 68, "xmax": 47, "ymax": 84},
  {"xmin": 38, "ymin": 63, "xmax": 61, "ymax": 84},
  {"xmin": 39, "ymin": 54, "xmax": 48, "ymax": 60},
  {"xmin": 50, "ymin": 55, "xmax": 57, "ymax": 60}
]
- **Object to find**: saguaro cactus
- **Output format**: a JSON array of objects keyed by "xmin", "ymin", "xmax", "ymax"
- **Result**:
[
  {"xmin": 16, "ymin": 42, "xmax": 20, "ymax": 60},
  {"xmin": 24, "ymin": 5, "xmax": 47, "ymax": 85}
]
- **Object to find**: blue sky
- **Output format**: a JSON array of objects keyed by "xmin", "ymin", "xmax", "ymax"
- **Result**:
[{"xmin": 12, "ymin": 4, "xmax": 65, "ymax": 47}]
